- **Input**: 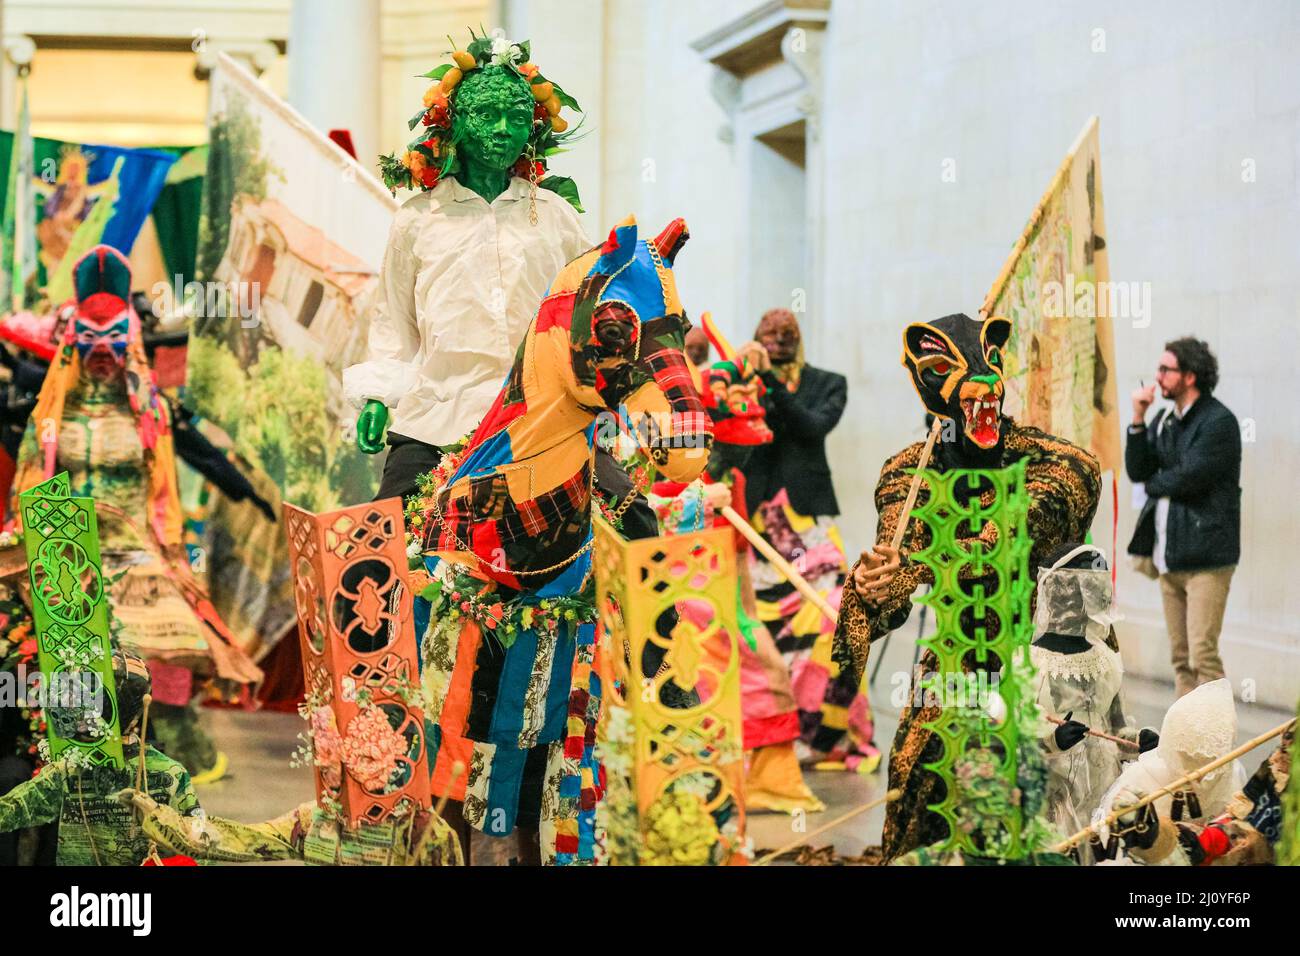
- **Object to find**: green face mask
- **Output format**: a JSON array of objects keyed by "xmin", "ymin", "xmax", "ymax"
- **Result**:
[{"xmin": 452, "ymin": 67, "xmax": 534, "ymax": 198}]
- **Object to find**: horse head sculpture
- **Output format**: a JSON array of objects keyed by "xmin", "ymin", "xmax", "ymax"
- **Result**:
[{"xmin": 423, "ymin": 215, "xmax": 713, "ymax": 591}]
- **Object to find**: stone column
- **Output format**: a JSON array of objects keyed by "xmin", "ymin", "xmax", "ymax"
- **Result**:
[
  {"xmin": 2, "ymin": 35, "xmax": 34, "ymax": 131},
  {"xmin": 288, "ymin": 0, "xmax": 381, "ymax": 168}
]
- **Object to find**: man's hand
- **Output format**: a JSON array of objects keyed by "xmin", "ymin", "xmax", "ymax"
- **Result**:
[
  {"xmin": 1131, "ymin": 383, "xmax": 1156, "ymax": 425},
  {"xmin": 357, "ymin": 400, "xmax": 389, "ymax": 455},
  {"xmin": 851, "ymin": 544, "xmax": 901, "ymax": 605},
  {"xmin": 736, "ymin": 340, "xmax": 771, "ymax": 374}
]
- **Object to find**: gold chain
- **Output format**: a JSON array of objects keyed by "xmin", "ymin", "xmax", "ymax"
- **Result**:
[
  {"xmin": 427, "ymin": 458, "xmax": 644, "ymax": 577},
  {"xmin": 645, "ymin": 236, "xmax": 671, "ymax": 291},
  {"xmin": 527, "ymin": 148, "xmax": 539, "ymax": 226}
]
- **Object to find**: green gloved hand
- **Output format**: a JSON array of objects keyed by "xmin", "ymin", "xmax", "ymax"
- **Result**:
[{"xmin": 356, "ymin": 400, "xmax": 389, "ymax": 454}]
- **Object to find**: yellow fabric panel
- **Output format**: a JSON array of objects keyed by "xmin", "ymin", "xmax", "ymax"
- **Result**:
[
  {"xmin": 827, "ymin": 523, "xmax": 846, "ymax": 557},
  {"xmin": 784, "ymin": 503, "xmax": 815, "ymax": 533},
  {"xmin": 788, "ymin": 598, "xmax": 830, "ymax": 641},
  {"xmin": 744, "ymin": 742, "xmax": 824, "ymax": 814},
  {"xmin": 809, "ymin": 630, "xmax": 836, "ymax": 668},
  {"xmin": 819, "ymin": 704, "xmax": 849, "ymax": 731}
]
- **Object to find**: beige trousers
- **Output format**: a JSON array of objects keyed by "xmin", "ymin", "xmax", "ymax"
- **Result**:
[{"xmin": 1158, "ymin": 565, "xmax": 1235, "ymax": 696}]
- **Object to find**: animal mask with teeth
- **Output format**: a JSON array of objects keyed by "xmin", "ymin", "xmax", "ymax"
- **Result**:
[{"xmin": 902, "ymin": 312, "xmax": 1012, "ymax": 453}]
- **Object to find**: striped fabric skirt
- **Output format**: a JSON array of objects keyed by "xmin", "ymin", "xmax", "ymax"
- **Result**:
[
  {"xmin": 749, "ymin": 490, "xmax": 880, "ymax": 771},
  {"xmin": 415, "ymin": 559, "xmax": 604, "ymax": 866}
]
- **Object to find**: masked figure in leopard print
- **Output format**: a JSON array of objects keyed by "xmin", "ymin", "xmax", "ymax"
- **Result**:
[{"xmin": 835, "ymin": 312, "xmax": 1101, "ymax": 861}]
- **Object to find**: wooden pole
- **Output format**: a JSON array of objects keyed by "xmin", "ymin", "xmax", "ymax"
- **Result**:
[
  {"xmin": 753, "ymin": 788, "xmax": 903, "ymax": 866},
  {"xmin": 721, "ymin": 506, "xmax": 838, "ymax": 625},
  {"xmin": 433, "ymin": 760, "xmax": 466, "ymax": 819},
  {"xmin": 130, "ymin": 693, "xmax": 152, "ymax": 837},
  {"xmin": 1045, "ymin": 713, "xmax": 1140, "ymax": 751},
  {"xmin": 890, "ymin": 417, "xmax": 943, "ymax": 552},
  {"xmin": 723, "ymin": 417, "xmax": 939, "ymax": 633},
  {"xmin": 1051, "ymin": 717, "xmax": 1295, "ymax": 853}
]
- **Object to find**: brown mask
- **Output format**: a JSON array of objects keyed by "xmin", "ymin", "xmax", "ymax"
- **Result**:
[{"xmin": 755, "ymin": 308, "xmax": 801, "ymax": 365}]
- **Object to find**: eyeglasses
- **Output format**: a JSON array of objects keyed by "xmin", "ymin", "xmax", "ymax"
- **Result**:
[{"xmin": 1156, "ymin": 364, "xmax": 1182, "ymax": 376}]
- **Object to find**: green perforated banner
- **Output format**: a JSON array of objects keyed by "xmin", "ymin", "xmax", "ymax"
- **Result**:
[
  {"xmin": 18, "ymin": 472, "xmax": 124, "ymax": 769},
  {"xmin": 911, "ymin": 458, "xmax": 1042, "ymax": 859},
  {"xmin": 1280, "ymin": 702, "xmax": 1300, "ymax": 867}
]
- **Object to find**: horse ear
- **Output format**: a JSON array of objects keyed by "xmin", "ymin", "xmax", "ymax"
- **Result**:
[
  {"xmin": 652, "ymin": 218, "xmax": 689, "ymax": 266},
  {"xmin": 596, "ymin": 215, "xmax": 638, "ymax": 272}
]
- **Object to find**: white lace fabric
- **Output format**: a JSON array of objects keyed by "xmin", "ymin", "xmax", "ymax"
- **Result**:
[
  {"xmin": 1031, "ymin": 644, "xmax": 1127, "ymax": 844},
  {"xmin": 1093, "ymin": 679, "xmax": 1247, "ymax": 861}
]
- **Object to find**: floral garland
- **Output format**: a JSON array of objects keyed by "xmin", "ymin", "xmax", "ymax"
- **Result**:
[
  {"xmin": 378, "ymin": 29, "xmax": 584, "ymax": 211},
  {"xmin": 400, "ymin": 427, "xmax": 656, "ymax": 647},
  {"xmin": 0, "ymin": 594, "xmax": 45, "ymax": 768},
  {"xmin": 403, "ymin": 445, "xmax": 468, "ymax": 561},
  {"xmin": 418, "ymin": 571, "xmax": 597, "ymax": 651},
  {"xmin": 290, "ymin": 676, "xmax": 427, "ymax": 822}
]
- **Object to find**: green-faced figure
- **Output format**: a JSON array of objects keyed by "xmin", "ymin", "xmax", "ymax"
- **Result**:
[
  {"xmin": 453, "ymin": 66, "xmax": 535, "ymax": 202},
  {"xmin": 357, "ymin": 66, "xmax": 539, "ymax": 455}
]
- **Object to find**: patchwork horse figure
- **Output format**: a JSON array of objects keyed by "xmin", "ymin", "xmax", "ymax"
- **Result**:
[{"xmin": 416, "ymin": 215, "xmax": 712, "ymax": 863}]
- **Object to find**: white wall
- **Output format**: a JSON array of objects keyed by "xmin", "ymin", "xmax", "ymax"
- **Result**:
[
  {"xmin": 504, "ymin": 0, "xmax": 753, "ymax": 336},
  {"xmin": 501, "ymin": 0, "xmax": 1300, "ymax": 707},
  {"xmin": 818, "ymin": 0, "xmax": 1300, "ymax": 707}
]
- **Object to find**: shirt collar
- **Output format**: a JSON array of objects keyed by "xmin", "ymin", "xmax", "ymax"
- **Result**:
[
  {"xmin": 1173, "ymin": 395, "xmax": 1198, "ymax": 419},
  {"xmin": 437, "ymin": 174, "xmax": 532, "ymax": 207}
]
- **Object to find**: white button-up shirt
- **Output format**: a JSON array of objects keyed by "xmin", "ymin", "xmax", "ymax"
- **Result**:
[
  {"xmin": 1152, "ymin": 396, "xmax": 1197, "ymax": 575},
  {"xmin": 344, "ymin": 176, "xmax": 590, "ymax": 446}
]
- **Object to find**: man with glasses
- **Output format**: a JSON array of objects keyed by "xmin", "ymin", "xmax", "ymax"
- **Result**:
[{"xmin": 1126, "ymin": 337, "xmax": 1241, "ymax": 697}]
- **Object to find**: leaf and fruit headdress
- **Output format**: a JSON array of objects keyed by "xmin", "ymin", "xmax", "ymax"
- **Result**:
[{"xmin": 378, "ymin": 29, "xmax": 584, "ymax": 211}]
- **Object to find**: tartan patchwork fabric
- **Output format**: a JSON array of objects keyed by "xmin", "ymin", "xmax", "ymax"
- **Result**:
[
  {"xmin": 645, "ymin": 347, "xmax": 698, "ymax": 397},
  {"xmin": 425, "ymin": 216, "xmax": 706, "ymax": 589},
  {"xmin": 502, "ymin": 337, "xmax": 529, "ymax": 406},
  {"xmin": 559, "ymin": 469, "xmax": 587, "ymax": 508},
  {"xmin": 639, "ymin": 410, "xmax": 712, "ymax": 450},
  {"xmin": 517, "ymin": 498, "xmax": 547, "ymax": 536},
  {"xmin": 550, "ymin": 625, "xmax": 602, "ymax": 865},
  {"xmin": 436, "ymin": 464, "xmax": 592, "ymax": 553},
  {"xmin": 416, "ymin": 217, "xmax": 708, "ymax": 859}
]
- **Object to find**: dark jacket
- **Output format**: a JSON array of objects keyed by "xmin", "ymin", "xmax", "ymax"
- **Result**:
[
  {"xmin": 745, "ymin": 364, "xmax": 846, "ymax": 517},
  {"xmin": 1125, "ymin": 394, "xmax": 1241, "ymax": 572}
]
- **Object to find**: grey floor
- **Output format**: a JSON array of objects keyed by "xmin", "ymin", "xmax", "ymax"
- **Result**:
[{"xmin": 194, "ymin": 629, "xmax": 1293, "ymax": 861}]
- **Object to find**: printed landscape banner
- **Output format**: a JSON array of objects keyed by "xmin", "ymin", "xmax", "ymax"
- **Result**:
[
  {"xmin": 981, "ymin": 116, "xmax": 1121, "ymax": 473},
  {"xmin": 186, "ymin": 53, "xmax": 396, "ymax": 659}
]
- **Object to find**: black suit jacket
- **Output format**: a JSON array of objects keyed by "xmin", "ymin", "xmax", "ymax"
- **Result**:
[
  {"xmin": 1125, "ymin": 394, "xmax": 1241, "ymax": 571},
  {"xmin": 744, "ymin": 364, "xmax": 846, "ymax": 518}
]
